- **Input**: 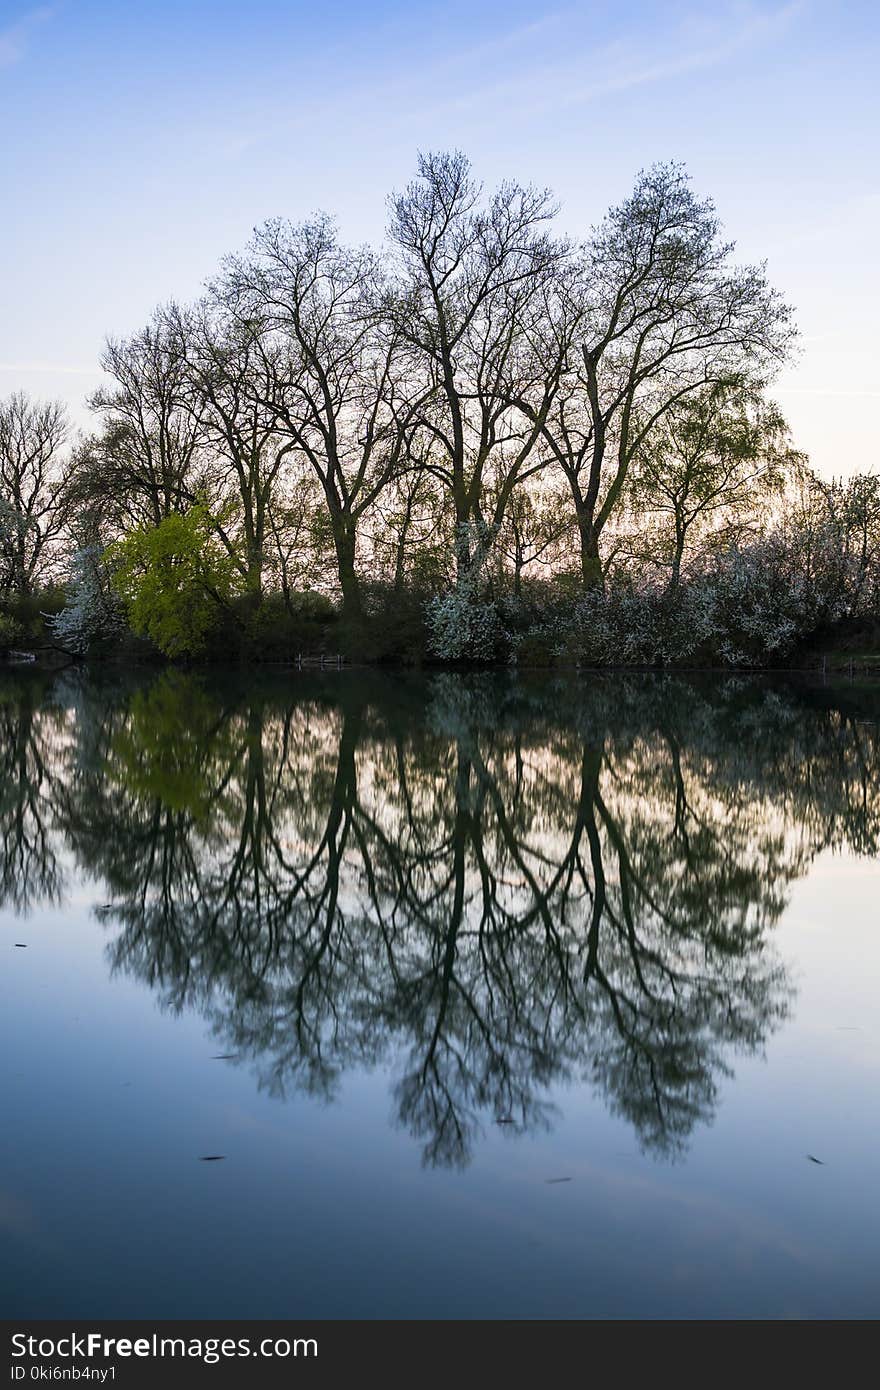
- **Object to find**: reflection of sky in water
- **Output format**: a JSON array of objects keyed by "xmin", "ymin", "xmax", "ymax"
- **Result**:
[{"xmin": 1, "ymin": 671, "xmax": 878, "ymax": 1318}]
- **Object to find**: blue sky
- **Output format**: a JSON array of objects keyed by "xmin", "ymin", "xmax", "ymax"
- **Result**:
[{"xmin": 1, "ymin": 0, "xmax": 877, "ymax": 475}]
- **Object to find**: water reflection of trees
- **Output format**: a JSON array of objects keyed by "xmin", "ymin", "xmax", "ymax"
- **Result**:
[
  {"xmin": 0, "ymin": 676, "xmax": 69, "ymax": 912},
  {"xmin": 2, "ymin": 669, "xmax": 879, "ymax": 1165}
]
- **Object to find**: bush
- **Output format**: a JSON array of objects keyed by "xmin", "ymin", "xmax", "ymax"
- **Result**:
[
  {"xmin": 0, "ymin": 612, "xmax": 26, "ymax": 652},
  {"xmin": 236, "ymin": 590, "xmax": 338, "ymax": 661},
  {"xmin": 513, "ymin": 532, "xmax": 853, "ymax": 670},
  {"xmin": 49, "ymin": 548, "xmax": 127, "ymax": 655},
  {"xmin": 514, "ymin": 580, "xmax": 713, "ymax": 668},
  {"xmin": 425, "ymin": 543, "xmax": 512, "ymax": 664},
  {"xmin": 0, "ymin": 587, "xmax": 66, "ymax": 653},
  {"xmin": 355, "ymin": 583, "xmax": 432, "ymax": 664},
  {"xmin": 703, "ymin": 539, "xmax": 817, "ymax": 665}
]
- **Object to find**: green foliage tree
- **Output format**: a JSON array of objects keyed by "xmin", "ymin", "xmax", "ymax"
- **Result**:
[
  {"xmin": 626, "ymin": 382, "xmax": 798, "ymax": 593},
  {"xmin": 107, "ymin": 505, "xmax": 240, "ymax": 657}
]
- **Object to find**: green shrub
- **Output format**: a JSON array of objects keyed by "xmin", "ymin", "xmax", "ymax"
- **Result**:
[{"xmin": 0, "ymin": 613, "xmax": 26, "ymax": 652}]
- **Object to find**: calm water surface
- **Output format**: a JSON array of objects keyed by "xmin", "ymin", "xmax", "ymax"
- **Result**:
[{"xmin": 1, "ymin": 668, "xmax": 878, "ymax": 1319}]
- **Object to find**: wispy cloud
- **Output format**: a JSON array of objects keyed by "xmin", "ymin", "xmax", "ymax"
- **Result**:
[
  {"xmin": 0, "ymin": 5, "xmax": 55, "ymax": 70},
  {"xmin": 429, "ymin": 1, "xmax": 805, "ymax": 121},
  {"xmin": 212, "ymin": 2, "xmax": 804, "ymax": 165}
]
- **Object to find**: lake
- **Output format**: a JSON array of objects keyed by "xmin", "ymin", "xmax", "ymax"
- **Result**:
[{"xmin": 1, "ymin": 667, "xmax": 878, "ymax": 1319}]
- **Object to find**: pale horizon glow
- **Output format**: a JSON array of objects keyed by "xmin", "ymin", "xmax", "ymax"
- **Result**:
[{"xmin": 2, "ymin": 0, "xmax": 878, "ymax": 477}]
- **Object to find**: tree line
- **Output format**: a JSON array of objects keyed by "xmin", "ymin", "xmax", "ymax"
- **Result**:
[{"xmin": 2, "ymin": 153, "xmax": 878, "ymax": 663}]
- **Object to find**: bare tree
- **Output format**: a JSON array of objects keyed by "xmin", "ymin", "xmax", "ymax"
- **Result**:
[
  {"xmin": 83, "ymin": 315, "xmax": 207, "ymax": 532},
  {"xmin": 0, "ymin": 392, "xmax": 70, "ymax": 594},
  {"xmin": 539, "ymin": 164, "xmax": 795, "ymax": 586},
  {"xmin": 386, "ymin": 151, "xmax": 567, "ymax": 581},
  {"xmin": 165, "ymin": 299, "xmax": 298, "ymax": 601},
  {"xmin": 218, "ymin": 216, "xmax": 418, "ymax": 621}
]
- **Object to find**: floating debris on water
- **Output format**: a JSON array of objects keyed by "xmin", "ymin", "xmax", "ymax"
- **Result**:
[
  {"xmin": 806, "ymin": 1154, "xmax": 825, "ymax": 1165},
  {"xmin": 199, "ymin": 1155, "xmax": 226, "ymax": 1162},
  {"xmin": 545, "ymin": 1177, "xmax": 572, "ymax": 1184}
]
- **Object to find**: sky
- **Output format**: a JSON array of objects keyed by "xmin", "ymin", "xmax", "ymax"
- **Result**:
[{"xmin": 1, "ymin": 0, "xmax": 878, "ymax": 476}]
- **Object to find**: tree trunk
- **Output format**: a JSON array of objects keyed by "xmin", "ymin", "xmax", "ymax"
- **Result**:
[
  {"xmin": 393, "ymin": 539, "xmax": 406, "ymax": 595},
  {"xmin": 393, "ymin": 491, "xmax": 415, "ymax": 595},
  {"xmin": 576, "ymin": 505, "xmax": 603, "ymax": 589},
  {"xmin": 241, "ymin": 494, "xmax": 263, "ymax": 606},
  {"xmin": 454, "ymin": 494, "xmax": 471, "ymax": 585},
  {"xmin": 666, "ymin": 525, "xmax": 685, "ymax": 599},
  {"xmin": 332, "ymin": 519, "xmax": 362, "ymax": 622},
  {"xmin": 14, "ymin": 530, "xmax": 30, "ymax": 596},
  {"xmin": 244, "ymin": 541, "xmax": 263, "ymax": 604},
  {"xmin": 513, "ymin": 541, "xmax": 523, "ymax": 598}
]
